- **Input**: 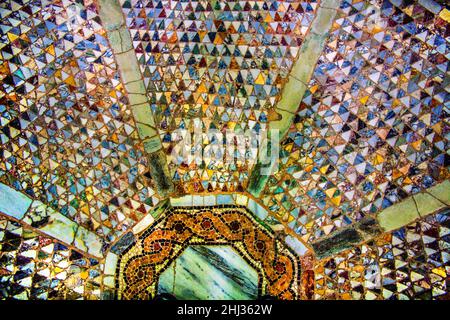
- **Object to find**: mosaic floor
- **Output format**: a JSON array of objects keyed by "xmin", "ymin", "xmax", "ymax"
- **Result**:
[{"xmin": 0, "ymin": 0, "xmax": 449, "ymax": 300}]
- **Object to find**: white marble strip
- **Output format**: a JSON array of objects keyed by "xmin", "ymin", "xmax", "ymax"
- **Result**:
[{"xmin": 0, "ymin": 183, "xmax": 104, "ymax": 258}]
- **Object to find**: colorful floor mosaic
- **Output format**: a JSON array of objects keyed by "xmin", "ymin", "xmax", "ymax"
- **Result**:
[{"xmin": 0, "ymin": 0, "xmax": 449, "ymax": 300}]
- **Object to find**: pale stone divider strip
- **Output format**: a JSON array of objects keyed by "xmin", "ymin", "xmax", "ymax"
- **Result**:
[
  {"xmin": 247, "ymin": 0, "xmax": 341, "ymax": 197},
  {"xmin": 312, "ymin": 180, "xmax": 450, "ymax": 259},
  {"xmin": 96, "ymin": 0, "xmax": 174, "ymax": 197},
  {"xmin": 0, "ymin": 183, "xmax": 104, "ymax": 258}
]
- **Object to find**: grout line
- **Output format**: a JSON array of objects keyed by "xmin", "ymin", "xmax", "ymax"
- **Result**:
[
  {"xmin": 412, "ymin": 193, "xmax": 421, "ymax": 217},
  {"xmin": 424, "ymin": 189, "xmax": 448, "ymax": 207}
]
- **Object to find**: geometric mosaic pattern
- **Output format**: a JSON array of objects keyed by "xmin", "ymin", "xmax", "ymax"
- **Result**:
[
  {"xmin": 0, "ymin": 0, "xmax": 449, "ymax": 300},
  {"xmin": 314, "ymin": 209, "xmax": 450, "ymax": 300},
  {"xmin": 259, "ymin": 0, "xmax": 450, "ymax": 244}
]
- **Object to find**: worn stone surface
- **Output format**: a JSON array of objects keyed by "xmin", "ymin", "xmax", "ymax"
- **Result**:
[
  {"xmin": 289, "ymin": 32, "xmax": 328, "ymax": 82},
  {"xmin": 247, "ymin": 139, "xmax": 281, "ymax": 197},
  {"xmin": 132, "ymin": 214, "xmax": 155, "ymax": 235},
  {"xmin": 170, "ymin": 195, "xmax": 194, "ymax": 207},
  {"xmin": 426, "ymin": 180, "xmax": 450, "ymax": 206},
  {"xmin": 126, "ymin": 92, "xmax": 148, "ymax": 106},
  {"xmin": 217, "ymin": 194, "xmax": 234, "ymax": 205},
  {"xmin": 310, "ymin": 7, "xmax": 336, "ymax": 35},
  {"xmin": 247, "ymin": 162, "xmax": 266, "ymax": 197},
  {"xmin": 355, "ymin": 217, "xmax": 382, "ymax": 240},
  {"xmin": 131, "ymin": 103, "xmax": 156, "ymax": 126},
  {"xmin": 148, "ymin": 150, "xmax": 174, "ymax": 196},
  {"xmin": 414, "ymin": 192, "xmax": 447, "ymax": 217},
  {"xmin": 248, "ymin": 198, "xmax": 268, "ymax": 221},
  {"xmin": 97, "ymin": 0, "xmax": 125, "ymax": 31},
  {"xmin": 275, "ymin": 78, "xmax": 307, "ymax": 113},
  {"xmin": 110, "ymin": 232, "xmax": 136, "ymax": 255},
  {"xmin": 39, "ymin": 211, "xmax": 79, "ymax": 246},
  {"xmin": 285, "ymin": 235, "xmax": 309, "ymax": 256},
  {"xmin": 136, "ymin": 123, "xmax": 158, "ymax": 140},
  {"xmin": 114, "ymin": 49, "xmax": 140, "ymax": 77},
  {"xmin": 22, "ymin": 201, "xmax": 51, "ymax": 228},
  {"xmin": 143, "ymin": 136, "xmax": 163, "ymax": 154},
  {"xmin": 107, "ymin": 27, "xmax": 133, "ymax": 53},
  {"xmin": 312, "ymin": 227, "xmax": 362, "ymax": 259},
  {"xmin": 125, "ymin": 80, "xmax": 147, "ymax": 95},
  {"xmin": 271, "ymin": 105, "xmax": 297, "ymax": 137},
  {"xmin": 104, "ymin": 252, "xmax": 119, "ymax": 276}
]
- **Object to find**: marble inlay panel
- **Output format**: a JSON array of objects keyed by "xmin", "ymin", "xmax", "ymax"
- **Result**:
[{"xmin": 158, "ymin": 245, "xmax": 259, "ymax": 300}]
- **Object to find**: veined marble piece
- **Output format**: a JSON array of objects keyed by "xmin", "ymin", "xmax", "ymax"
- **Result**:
[
  {"xmin": 39, "ymin": 211, "xmax": 79, "ymax": 246},
  {"xmin": 158, "ymin": 245, "xmax": 258, "ymax": 300}
]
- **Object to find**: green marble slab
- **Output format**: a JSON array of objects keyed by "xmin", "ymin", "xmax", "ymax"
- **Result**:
[{"xmin": 158, "ymin": 245, "xmax": 258, "ymax": 300}]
